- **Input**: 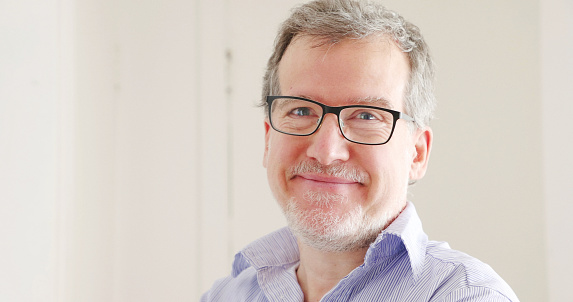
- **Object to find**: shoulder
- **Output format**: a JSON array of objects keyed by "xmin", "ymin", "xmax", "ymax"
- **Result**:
[{"xmin": 420, "ymin": 241, "xmax": 519, "ymax": 302}]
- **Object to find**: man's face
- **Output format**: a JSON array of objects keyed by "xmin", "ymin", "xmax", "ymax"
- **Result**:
[{"xmin": 263, "ymin": 36, "xmax": 431, "ymax": 252}]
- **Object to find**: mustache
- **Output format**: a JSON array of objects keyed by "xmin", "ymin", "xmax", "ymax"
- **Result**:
[{"xmin": 287, "ymin": 160, "xmax": 369, "ymax": 184}]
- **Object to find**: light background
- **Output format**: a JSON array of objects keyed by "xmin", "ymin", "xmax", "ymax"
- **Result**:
[{"xmin": 0, "ymin": 0, "xmax": 571, "ymax": 301}]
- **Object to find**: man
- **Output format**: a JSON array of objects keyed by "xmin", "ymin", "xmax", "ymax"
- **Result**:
[{"xmin": 202, "ymin": 0, "xmax": 519, "ymax": 301}]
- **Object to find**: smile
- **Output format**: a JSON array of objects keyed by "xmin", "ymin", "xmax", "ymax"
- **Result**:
[
  {"xmin": 295, "ymin": 173, "xmax": 362, "ymax": 185},
  {"xmin": 286, "ymin": 160, "xmax": 370, "ymax": 186}
]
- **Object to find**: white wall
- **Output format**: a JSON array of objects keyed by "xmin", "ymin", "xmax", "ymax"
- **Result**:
[
  {"xmin": 0, "ymin": 0, "xmax": 59, "ymax": 300},
  {"xmin": 1, "ymin": 0, "xmax": 571, "ymax": 301},
  {"xmin": 113, "ymin": 0, "xmax": 202, "ymax": 300},
  {"xmin": 541, "ymin": 0, "xmax": 573, "ymax": 301}
]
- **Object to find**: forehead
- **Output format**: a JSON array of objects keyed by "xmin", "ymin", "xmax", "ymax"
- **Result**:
[{"xmin": 278, "ymin": 35, "xmax": 410, "ymax": 110}]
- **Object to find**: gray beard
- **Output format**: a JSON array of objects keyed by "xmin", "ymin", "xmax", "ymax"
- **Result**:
[{"xmin": 282, "ymin": 192, "xmax": 390, "ymax": 253}]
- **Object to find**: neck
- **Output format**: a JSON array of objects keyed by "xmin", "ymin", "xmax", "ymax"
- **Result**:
[{"xmin": 296, "ymin": 241, "xmax": 368, "ymax": 302}]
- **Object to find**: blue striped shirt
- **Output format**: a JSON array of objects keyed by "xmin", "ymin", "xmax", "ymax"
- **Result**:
[{"xmin": 201, "ymin": 202, "xmax": 519, "ymax": 301}]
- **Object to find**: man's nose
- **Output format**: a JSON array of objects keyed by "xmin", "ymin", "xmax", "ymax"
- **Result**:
[{"xmin": 306, "ymin": 114, "xmax": 350, "ymax": 165}]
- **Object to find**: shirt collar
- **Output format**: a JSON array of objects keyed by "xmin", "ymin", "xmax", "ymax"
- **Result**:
[
  {"xmin": 232, "ymin": 227, "xmax": 299, "ymax": 277},
  {"xmin": 232, "ymin": 202, "xmax": 428, "ymax": 280},
  {"xmin": 366, "ymin": 202, "xmax": 428, "ymax": 280}
]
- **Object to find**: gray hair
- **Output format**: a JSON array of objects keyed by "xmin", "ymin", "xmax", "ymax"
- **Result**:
[{"xmin": 261, "ymin": 0, "xmax": 436, "ymax": 128}]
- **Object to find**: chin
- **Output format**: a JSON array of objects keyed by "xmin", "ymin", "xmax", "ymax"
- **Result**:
[{"xmin": 282, "ymin": 197, "xmax": 390, "ymax": 253}]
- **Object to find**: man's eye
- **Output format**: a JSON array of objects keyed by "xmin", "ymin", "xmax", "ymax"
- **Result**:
[
  {"xmin": 290, "ymin": 107, "xmax": 312, "ymax": 116},
  {"xmin": 357, "ymin": 112, "xmax": 377, "ymax": 120}
]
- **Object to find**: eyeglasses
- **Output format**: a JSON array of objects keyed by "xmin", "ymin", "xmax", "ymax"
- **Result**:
[{"xmin": 266, "ymin": 96, "xmax": 415, "ymax": 145}]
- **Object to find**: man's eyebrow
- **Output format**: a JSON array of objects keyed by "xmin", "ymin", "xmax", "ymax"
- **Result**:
[
  {"xmin": 294, "ymin": 95, "xmax": 394, "ymax": 109},
  {"xmin": 352, "ymin": 96, "xmax": 394, "ymax": 109}
]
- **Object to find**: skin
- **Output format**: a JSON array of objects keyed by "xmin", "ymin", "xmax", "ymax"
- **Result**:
[{"xmin": 263, "ymin": 35, "xmax": 433, "ymax": 302}]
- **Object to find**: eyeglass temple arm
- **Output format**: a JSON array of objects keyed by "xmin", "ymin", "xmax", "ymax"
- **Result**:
[{"xmin": 399, "ymin": 112, "xmax": 415, "ymax": 122}]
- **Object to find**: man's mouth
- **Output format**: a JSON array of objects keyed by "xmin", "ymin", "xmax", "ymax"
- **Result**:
[
  {"xmin": 296, "ymin": 173, "xmax": 360, "ymax": 185},
  {"xmin": 287, "ymin": 160, "xmax": 369, "ymax": 185}
]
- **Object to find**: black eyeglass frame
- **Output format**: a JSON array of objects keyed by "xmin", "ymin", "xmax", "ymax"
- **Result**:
[{"xmin": 266, "ymin": 96, "xmax": 415, "ymax": 145}]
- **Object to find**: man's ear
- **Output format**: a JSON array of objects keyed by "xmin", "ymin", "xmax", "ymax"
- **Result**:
[
  {"xmin": 263, "ymin": 119, "xmax": 271, "ymax": 168},
  {"xmin": 409, "ymin": 127, "xmax": 433, "ymax": 181}
]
